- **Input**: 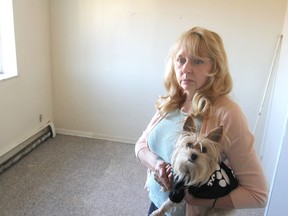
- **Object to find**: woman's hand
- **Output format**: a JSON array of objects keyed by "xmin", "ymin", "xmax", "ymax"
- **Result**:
[
  {"xmin": 184, "ymin": 189, "xmax": 214, "ymax": 207},
  {"xmin": 137, "ymin": 147, "xmax": 173, "ymax": 191},
  {"xmin": 184, "ymin": 189, "xmax": 197, "ymax": 204},
  {"xmin": 153, "ymin": 159, "xmax": 173, "ymax": 191}
]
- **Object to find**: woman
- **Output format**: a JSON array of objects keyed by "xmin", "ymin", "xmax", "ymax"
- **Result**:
[{"xmin": 135, "ymin": 26, "xmax": 268, "ymax": 216}]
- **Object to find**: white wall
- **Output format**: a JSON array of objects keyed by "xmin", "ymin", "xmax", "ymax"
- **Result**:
[
  {"xmin": 50, "ymin": 0, "xmax": 286, "ymax": 152},
  {"xmin": 263, "ymin": 1, "xmax": 288, "ymax": 211},
  {"xmin": 266, "ymin": 120, "xmax": 288, "ymax": 215},
  {"xmin": 0, "ymin": 0, "xmax": 53, "ymax": 157}
]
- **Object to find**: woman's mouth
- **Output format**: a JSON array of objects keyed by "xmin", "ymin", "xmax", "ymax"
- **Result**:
[{"xmin": 181, "ymin": 79, "xmax": 195, "ymax": 84}]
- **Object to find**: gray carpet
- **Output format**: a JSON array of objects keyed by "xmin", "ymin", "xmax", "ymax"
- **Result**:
[{"xmin": 0, "ymin": 134, "xmax": 265, "ymax": 216}]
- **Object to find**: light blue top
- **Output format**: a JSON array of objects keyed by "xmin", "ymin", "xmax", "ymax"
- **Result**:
[{"xmin": 147, "ymin": 109, "xmax": 187, "ymax": 216}]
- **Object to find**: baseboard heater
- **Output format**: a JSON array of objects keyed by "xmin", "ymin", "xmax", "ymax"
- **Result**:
[{"xmin": 0, "ymin": 122, "xmax": 56, "ymax": 175}]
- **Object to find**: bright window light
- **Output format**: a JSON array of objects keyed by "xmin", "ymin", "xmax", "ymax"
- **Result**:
[{"xmin": 0, "ymin": 0, "xmax": 18, "ymax": 81}]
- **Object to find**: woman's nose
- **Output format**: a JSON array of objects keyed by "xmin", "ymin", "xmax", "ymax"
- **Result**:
[{"xmin": 182, "ymin": 61, "xmax": 193, "ymax": 74}]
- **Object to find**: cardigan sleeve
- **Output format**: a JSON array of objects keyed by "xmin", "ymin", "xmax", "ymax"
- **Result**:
[
  {"xmin": 135, "ymin": 111, "xmax": 163, "ymax": 160},
  {"xmin": 212, "ymin": 98, "xmax": 268, "ymax": 208}
]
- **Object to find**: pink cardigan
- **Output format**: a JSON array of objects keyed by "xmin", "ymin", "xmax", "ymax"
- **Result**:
[{"xmin": 135, "ymin": 96, "xmax": 268, "ymax": 212}]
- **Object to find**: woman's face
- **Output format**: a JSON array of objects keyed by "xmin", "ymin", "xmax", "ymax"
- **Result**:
[{"xmin": 174, "ymin": 48, "xmax": 212, "ymax": 97}]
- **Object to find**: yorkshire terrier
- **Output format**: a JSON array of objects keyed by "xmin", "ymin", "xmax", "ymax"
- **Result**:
[{"xmin": 150, "ymin": 115, "xmax": 238, "ymax": 216}]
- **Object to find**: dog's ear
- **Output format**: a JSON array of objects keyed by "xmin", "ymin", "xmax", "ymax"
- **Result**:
[
  {"xmin": 183, "ymin": 115, "xmax": 196, "ymax": 132},
  {"xmin": 206, "ymin": 125, "xmax": 223, "ymax": 143}
]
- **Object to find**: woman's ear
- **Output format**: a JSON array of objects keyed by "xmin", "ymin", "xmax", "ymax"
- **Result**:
[{"xmin": 183, "ymin": 115, "xmax": 196, "ymax": 133}]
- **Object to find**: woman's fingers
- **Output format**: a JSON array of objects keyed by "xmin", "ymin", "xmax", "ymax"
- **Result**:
[{"xmin": 154, "ymin": 160, "xmax": 172, "ymax": 190}]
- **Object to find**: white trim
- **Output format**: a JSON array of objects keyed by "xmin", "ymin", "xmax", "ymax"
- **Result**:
[
  {"xmin": 48, "ymin": 121, "xmax": 56, "ymax": 137},
  {"xmin": 0, "ymin": 122, "xmax": 54, "ymax": 165},
  {"xmin": 56, "ymin": 128, "xmax": 137, "ymax": 144}
]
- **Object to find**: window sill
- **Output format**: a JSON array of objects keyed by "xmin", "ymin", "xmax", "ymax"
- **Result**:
[{"xmin": 0, "ymin": 73, "xmax": 18, "ymax": 81}]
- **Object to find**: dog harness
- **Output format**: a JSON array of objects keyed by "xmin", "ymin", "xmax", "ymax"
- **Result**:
[{"xmin": 169, "ymin": 162, "xmax": 238, "ymax": 203}]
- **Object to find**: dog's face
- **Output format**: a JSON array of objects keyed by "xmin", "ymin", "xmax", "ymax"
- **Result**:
[{"xmin": 171, "ymin": 116, "xmax": 223, "ymax": 186}]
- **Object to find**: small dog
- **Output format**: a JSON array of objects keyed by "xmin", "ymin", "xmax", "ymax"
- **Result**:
[{"xmin": 151, "ymin": 115, "xmax": 238, "ymax": 216}]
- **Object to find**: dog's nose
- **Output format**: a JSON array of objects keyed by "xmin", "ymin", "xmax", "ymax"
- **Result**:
[{"xmin": 191, "ymin": 153, "xmax": 198, "ymax": 161}]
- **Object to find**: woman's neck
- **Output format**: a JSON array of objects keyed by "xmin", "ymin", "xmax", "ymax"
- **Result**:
[{"xmin": 181, "ymin": 94, "xmax": 194, "ymax": 114}]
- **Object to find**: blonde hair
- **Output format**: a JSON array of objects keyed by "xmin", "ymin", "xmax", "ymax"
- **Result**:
[{"xmin": 156, "ymin": 26, "xmax": 233, "ymax": 117}]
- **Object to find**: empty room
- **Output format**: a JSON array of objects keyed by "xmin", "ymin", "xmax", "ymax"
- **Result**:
[{"xmin": 1, "ymin": 0, "xmax": 288, "ymax": 215}]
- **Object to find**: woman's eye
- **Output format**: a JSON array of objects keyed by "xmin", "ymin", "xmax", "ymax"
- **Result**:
[
  {"xmin": 177, "ymin": 57, "xmax": 186, "ymax": 65},
  {"xmin": 186, "ymin": 142, "xmax": 193, "ymax": 148},
  {"xmin": 202, "ymin": 147, "xmax": 207, "ymax": 153},
  {"xmin": 193, "ymin": 59, "xmax": 204, "ymax": 65}
]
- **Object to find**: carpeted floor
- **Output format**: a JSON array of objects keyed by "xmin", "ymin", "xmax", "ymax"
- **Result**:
[{"xmin": 0, "ymin": 134, "xmax": 265, "ymax": 216}]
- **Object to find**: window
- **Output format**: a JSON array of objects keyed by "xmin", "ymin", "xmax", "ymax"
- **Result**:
[
  {"xmin": 0, "ymin": 32, "xmax": 3, "ymax": 74},
  {"xmin": 0, "ymin": 0, "xmax": 18, "ymax": 81}
]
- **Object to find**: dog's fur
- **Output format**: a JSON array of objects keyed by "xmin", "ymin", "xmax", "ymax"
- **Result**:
[{"xmin": 150, "ymin": 116, "xmax": 234, "ymax": 216}]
